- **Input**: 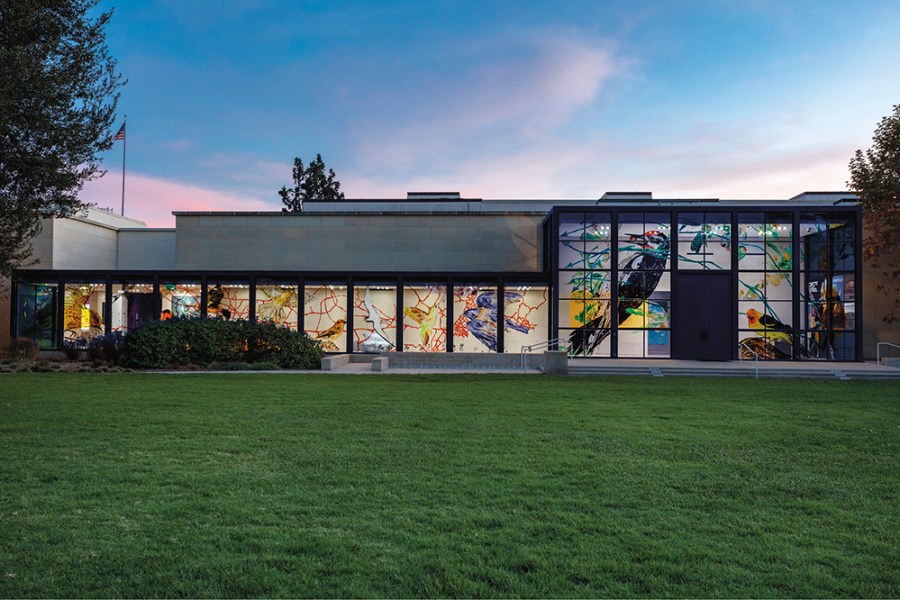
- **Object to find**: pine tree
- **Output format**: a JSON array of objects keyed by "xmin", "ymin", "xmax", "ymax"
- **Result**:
[
  {"xmin": 279, "ymin": 154, "xmax": 345, "ymax": 213},
  {"xmin": 0, "ymin": 0, "xmax": 124, "ymax": 278}
]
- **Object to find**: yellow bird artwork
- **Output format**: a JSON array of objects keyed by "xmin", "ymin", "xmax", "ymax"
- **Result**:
[
  {"xmin": 315, "ymin": 319, "xmax": 346, "ymax": 352},
  {"xmin": 404, "ymin": 305, "xmax": 439, "ymax": 346},
  {"xmin": 256, "ymin": 286, "xmax": 298, "ymax": 323}
]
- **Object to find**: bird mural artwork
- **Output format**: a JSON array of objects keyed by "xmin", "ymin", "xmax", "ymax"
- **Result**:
[
  {"xmin": 745, "ymin": 308, "xmax": 792, "ymax": 345},
  {"xmin": 207, "ymin": 284, "xmax": 232, "ymax": 320},
  {"xmin": 315, "ymin": 318, "xmax": 346, "ymax": 352},
  {"xmin": 404, "ymin": 304, "xmax": 440, "ymax": 347},
  {"xmin": 569, "ymin": 230, "xmax": 670, "ymax": 355},
  {"xmin": 358, "ymin": 289, "xmax": 394, "ymax": 352},
  {"xmin": 739, "ymin": 336, "xmax": 790, "ymax": 360},
  {"xmin": 256, "ymin": 286, "xmax": 298, "ymax": 324},
  {"xmin": 460, "ymin": 292, "xmax": 530, "ymax": 351},
  {"xmin": 744, "ymin": 308, "xmax": 809, "ymax": 357},
  {"xmin": 64, "ymin": 285, "xmax": 103, "ymax": 335}
]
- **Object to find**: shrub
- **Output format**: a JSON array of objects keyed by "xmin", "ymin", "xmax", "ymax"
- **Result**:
[
  {"xmin": 213, "ymin": 362, "xmax": 251, "ymax": 371},
  {"xmin": 63, "ymin": 331, "xmax": 128, "ymax": 362},
  {"xmin": 8, "ymin": 338, "xmax": 39, "ymax": 362},
  {"xmin": 246, "ymin": 321, "xmax": 325, "ymax": 369},
  {"xmin": 118, "ymin": 318, "xmax": 324, "ymax": 369},
  {"xmin": 249, "ymin": 361, "xmax": 280, "ymax": 371},
  {"xmin": 91, "ymin": 331, "xmax": 128, "ymax": 363},
  {"xmin": 62, "ymin": 339, "xmax": 82, "ymax": 360}
]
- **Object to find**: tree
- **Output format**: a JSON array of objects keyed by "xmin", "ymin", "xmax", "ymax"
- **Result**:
[
  {"xmin": 0, "ymin": 0, "xmax": 123, "ymax": 279},
  {"xmin": 848, "ymin": 104, "xmax": 900, "ymax": 323},
  {"xmin": 279, "ymin": 154, "xmax": 345, "ymax": 213}
]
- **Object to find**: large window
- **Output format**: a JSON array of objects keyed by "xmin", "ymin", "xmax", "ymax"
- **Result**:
[
  {"xmin": 557, "ymin": 211, "xmax": 672, "ymax": 358},
  {"xmin": 558, "ymin": 212, "xmax": 612, "ymax": 357},
  {"xmin": 452, "ymin": 284, "xmax": 499, "ymax": 353},
  {"xmin": 677, "ymin": 213, "xmax": 731, "ymax": 270},
  {"xmin": 206, "ymin": 279, "xmax": 250, "ymax": 321},
  {"xmin": 737, "ymin": 213, "xmax": 794, "ymax": 359},
  {"xmin": 503, "ymin": 284, "xmax": 550, "ymax": 353},
  {"xmin": 616, "ymin": 213, "xmax": 671, "ymax": 358},
  {"xmin": 402, "ymin": 284, "xmax": 447, "ymax": 352},
  {"xmin": 799, "ymin": 214, "xmax": 856, "ymax": 360},
  {"xmin": 161, "ymin": 280, "xmax": 201, "ymax": 320},
  {"xmin": 63, "ymin": 279, "xmax": 106, "ymax": 344},
  {"xmin": 16, "ymin": 282, "xmax": 58, "ymax": 348},
  {"xmin": 304, "ymin": 283, "xmax": 348, "ymax": 352},
  {"xmin": 353, "ymin": 284, "xmax": 397, "ymax": 352},
  {"xmin": 111, "ymin": 280, "xmax": 154, "ymax": 333},
  {"xmin": 255, "ymin": 279, "xmax": 299, "ymax": 330}
]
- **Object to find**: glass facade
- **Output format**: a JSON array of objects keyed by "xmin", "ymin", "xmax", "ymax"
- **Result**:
[
  {"xmin": 452, "ymin": 284, "xmax": 498, "ymax": 353},
  {"xmin": 617, "ymin": 212, "xmax": 671, "ymax": 358},
  {"xmin": 161, "ymin": 280, "xmax": 201, "ymax": 319},
  {"xmin": 112, "ymin": 280, "xmax": 155, "ymax": 333},
  {"xmin": 558, "ymin": 212, "xmax": 613, "ymax": 357},
  {"xmin": 799, "ymin": 213, "xmax": 856, "ymax": 360},
  {"xmin": 207, "ymin": 279, "xmax": 250, "ymax": 321},
  {"xmin": 503, "ymin": 285, "xmax": 550, "ymax": 353},
  {"xmin": 402, "ymin": 284, "xmax": 447, "ymax": 352},
  {"xmin": 63, "ymin": 279, "xmax": 106, "ymax": 344},
  {"xmin": 15, "ymin": 282, "xmax": 58, "ymax": 348},
  {"xmin": 737, "ymin": 213, "xmax": 795, "ymax": 359},
  {"xmin": 10, "ymin": 204, "xmax": 861, "ymax": 361},
  {"xmin": 353, "ymin": 284, "xmax": 397, "ymax": 352},
  {"xmin": 255, "ymin": 279, "xmax": 299, "ymax": 330},
  {"xmin": 554, "ymin": 206, "xmax": 860, "ymax": 361},
  {"xmin": 304, "ymin": 283, "xmax": 348, "ymax": 353}
]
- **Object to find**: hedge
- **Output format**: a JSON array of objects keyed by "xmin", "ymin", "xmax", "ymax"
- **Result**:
[{"xmin": 118, "ymin": 318, "xmax": 324, "ymax": 369}]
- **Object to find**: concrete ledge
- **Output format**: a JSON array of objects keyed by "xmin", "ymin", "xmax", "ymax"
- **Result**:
[
  {"xmin": 371, "ymin": 357, "xmax": 389, "ymax": 372},
  {"xmin": 348, "ymin": 354, "xmax": 376, "ymax": 364},
  {"xmin": 384, "ymin": 352, "xmax": 544, "ymax": 370},
  {"xmin": 321, "ymin": 354, "xmax": 350, "ymax": 371},
  {"xmin": 543, "ymin": 351, "xmax": 568, "ymax": 375},
  {"xmin": 882, "ymin": 357, "xmax": 900, "ymax": 368}
]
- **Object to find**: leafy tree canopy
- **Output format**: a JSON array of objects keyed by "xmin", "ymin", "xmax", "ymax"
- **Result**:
[
  {"xmin": 849, "ymin": 104, "xmax": 900, "ymax": 322},
  {"xmin": 0, "ymin": 0, "xmax": 123, "ymax": 279},
  {"xmin": 279, "ymin": 154, "xmax": 345, "ymax": 213}
]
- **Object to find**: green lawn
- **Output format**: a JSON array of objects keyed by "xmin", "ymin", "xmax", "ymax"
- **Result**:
[{"xmin": 0, "ymin": 373, "xmax": 897, "ymax": 598}]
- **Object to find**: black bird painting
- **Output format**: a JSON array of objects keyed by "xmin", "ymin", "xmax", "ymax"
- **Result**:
[{"xmin": 569, "ymin": 230, "xmax": 670, "ymax": 355}]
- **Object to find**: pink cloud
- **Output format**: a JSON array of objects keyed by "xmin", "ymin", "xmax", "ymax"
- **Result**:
[
  {"xmin": 352, "ymin": 31, "xmax": 622, "ymax": 172},
  {"xmin": 79, "ymin": 171, "xmax": 278, "ymax": 228},
  {"xmin": 344, "ymin": 135, "xmax": 854, "ymax": 202}
]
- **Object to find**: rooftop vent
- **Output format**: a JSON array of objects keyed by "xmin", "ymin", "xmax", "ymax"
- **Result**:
[
  {"xmin": 599, "ymin": 192, "xmax": 653, "ymax": 201},
  {"xmin": 406, "ymin": 192, "xmax": 462, "ymax": 200}
]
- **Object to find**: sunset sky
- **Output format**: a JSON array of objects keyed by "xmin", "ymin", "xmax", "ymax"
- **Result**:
[{"xmin": 80, "ymin": 1, "xmax": 900, "ymax": 226}]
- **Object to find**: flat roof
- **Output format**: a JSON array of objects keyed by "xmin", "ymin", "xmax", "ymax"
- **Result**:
[{"xmin": 171, "ymin": 192, "xmax": 858, "ymax": 217}]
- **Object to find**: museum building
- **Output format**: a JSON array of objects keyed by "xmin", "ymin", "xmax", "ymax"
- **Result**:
[{"xmin": 6, "ymin": 191, "xmax": 868, "ymax": 361}]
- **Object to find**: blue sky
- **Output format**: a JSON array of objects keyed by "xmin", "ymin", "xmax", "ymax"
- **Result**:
[{"xmin": 80, "ymin": 1, "xmax": 900, "ymax": 226}]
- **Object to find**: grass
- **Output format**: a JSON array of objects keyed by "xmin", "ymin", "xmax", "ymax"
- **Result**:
[{"xmin": 0, "ymin": 373, "xmax": 897, "ymax": 598}]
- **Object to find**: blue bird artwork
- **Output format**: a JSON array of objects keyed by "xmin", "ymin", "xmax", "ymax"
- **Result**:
[{"xmin": 462, "ymin": 292, "xmax": 529, "ymax": 351}]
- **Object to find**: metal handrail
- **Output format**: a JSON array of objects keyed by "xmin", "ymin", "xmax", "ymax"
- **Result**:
[
  {"xmin": 877, "ymin": 342, "xmax": 900, "ymax": 366},
  {"xmin": 520, "ymin": 338, "xmax": 569, "ymax": 371},
  {"xmin": 738, "ymin": 340, "xmax": 760, "ymax": 379}
]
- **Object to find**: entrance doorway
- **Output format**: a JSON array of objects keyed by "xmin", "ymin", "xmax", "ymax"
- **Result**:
[{"xmin": 673, "ymin": 272, "xmax": 733, "ymax": 361}]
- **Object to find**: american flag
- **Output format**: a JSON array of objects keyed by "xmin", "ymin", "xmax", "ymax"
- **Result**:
[{"xmin": 114, "ymin": 123, "xmax": 126, "ymax": 141}]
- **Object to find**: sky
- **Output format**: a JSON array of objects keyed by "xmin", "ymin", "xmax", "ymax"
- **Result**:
[{"xmin": 79, "ymin": 1, "xmax": 900, "ymax": 227}]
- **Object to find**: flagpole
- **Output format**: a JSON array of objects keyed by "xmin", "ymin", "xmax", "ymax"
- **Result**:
[{"xmin": 120, "ymin": 115, "xmax": 126, "ymax": 216}]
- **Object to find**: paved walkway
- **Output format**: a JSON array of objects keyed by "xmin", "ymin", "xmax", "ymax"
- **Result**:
[
  {"xmin": 567, "ymin": 357, "xmax": 897, "ymax": 373},
  {"xmin": 154, "ymin": 359, "xmax": 898, "ymax": 376}
]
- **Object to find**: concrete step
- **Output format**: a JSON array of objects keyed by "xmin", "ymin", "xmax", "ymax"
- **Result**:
[{"xmin": 569, "ymin": 365, "xmax": 900, "ymax": 380}]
